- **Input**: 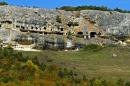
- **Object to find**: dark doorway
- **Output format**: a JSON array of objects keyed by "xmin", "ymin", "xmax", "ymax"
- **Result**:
[
  {"xmin": 21, "ymin": 26, "xmax": 25, "ymax": 29},
  {"xmin": 44, "ymin": 27, "xmax": 46, "ymax": 30},
  {"xmin": 90, "ymin": 32, "xmax": 97, "ymax": 38},
  {"xmin": 60, "ymin": 28, "xmax": 64, "ymax": 31},
  {"xmin": 77, "ymin": 32, "xmax": 83, "ymax": 37},
  {"xmin": 77, "ymin": 32, "xmax": 83, "ymax": 35},
  {"xmin": 16, "ymin": 25, "xmax": 20, "ymax": 28}
]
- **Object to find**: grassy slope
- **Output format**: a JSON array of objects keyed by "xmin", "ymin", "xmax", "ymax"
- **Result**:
[{"xmin": 22, "ymin": 46, "xmax": 130, "ymax": 82}]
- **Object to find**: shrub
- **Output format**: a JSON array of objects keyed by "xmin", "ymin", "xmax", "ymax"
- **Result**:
[
  {"xmin": 73, "ymin": 78, "xmax": 81, "ymax": 84},
  {"xmin": 58, "ymin": 70, "xmax": 65, "ymax": 78},
  {"xmin": 0, "ymin": 2, "xmax": 8, "ymax": 6},
  {"xmin": 2, "ymin": 47, "xmax": 14, "ymax": 57},
  {"xmin": 84, "ymin": 44, "xmax": 103, "ymax": 52},
  {"xmin": 116, "ymin": 78, "xmax": 125, "ymax": 86},
  {"xmin": 40, "ymin": 63, "xmax": 46, "ymax": 71},
  {"xmin": 125, "ymin": 82, "xmax": 130, "ymax": 86},
  {"xmin": 83, "ymin": 75, "xmax": 87, "ymax": 81},
  {"xmin": 0, "ymin": 77, "xmax": 13, "ymax": 83},
  {"xmin": 59, "ymin": 6, "xmax": 130, "ymax": 13}
]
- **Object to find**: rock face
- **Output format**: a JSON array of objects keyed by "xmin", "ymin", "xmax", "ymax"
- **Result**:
[
  {"xmin": 0, "ymin": 6, "xmax": 130, "ymax": 34},
  {"xmin": 81, "ymin": 10, "xmax": 130, "ymax": 35},
  {"xmin": 0, "ymin": 5, "xmax": 130, "ymax": 45}
]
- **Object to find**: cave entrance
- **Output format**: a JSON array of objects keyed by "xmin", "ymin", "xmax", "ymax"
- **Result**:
[
  {"xmin": 76, "ymin": 32, "xmax": 83, "ymax": 38},
  {"xmin": 90, "ymin": 32, "xmax": 97, "ymax": 38},
  {"xmin": 60, "ymin": 28, "xmax": 64, "ymax": 31},
  {"xmin": 77, "ymin": 32, "xmax": 83, "ymax": 35}
]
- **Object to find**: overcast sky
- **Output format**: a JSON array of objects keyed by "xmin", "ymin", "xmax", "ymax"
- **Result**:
[{"xmin": 3, "ymin": 0, "xmax": 130, "ymax": 10}]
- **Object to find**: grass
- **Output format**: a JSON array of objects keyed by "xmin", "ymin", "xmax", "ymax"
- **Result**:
[{"xmin": 20, "ymin": 46, "xmax": 130, "ymax": 82}]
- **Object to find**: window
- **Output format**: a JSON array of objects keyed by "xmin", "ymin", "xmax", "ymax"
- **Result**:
[
  {"xmin": 61, "ymin": 28, "xmax": 63, "ymax": 31},
  {"xmin": 36, "ymin": 27, "xmax": 38, "ymax": 30},
  {"xmin": 21, "ymin": 26, "xmax": 25, "ymax": 29},
  {"xmin": 31, "ymin": 26, "xmax": 33, "ymax": 29},
  {"xmin": 44, "ymin": 27, "xmax": 46, "ymax": 30},
  {"xmin": 16, "ymin": 25, "xmax": 20, "ymax": 28}
]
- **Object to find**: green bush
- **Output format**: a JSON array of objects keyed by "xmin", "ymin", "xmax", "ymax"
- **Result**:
[
  {"xmin": 0, "ymin": 77, "xmax": 13, "ymax": 83},
  {"xmin": 4, "ymin": 47, "xmax": 14, "ymax": 55},
  {"xmin": 84, "ymin": 44, "xmax": 103, "ymax": 52},
  {"xmin": 0, "ymin": 2, "xmax": 8, "ymax": 6},
  {"xmin": 116, "ymin": 78, "xmax": 124, "ymax": 86},
  {"xmin": 125, "ymin": 82, "xmax": 130, "ymax": 86},
  {"xmin": 59, "ymin": 6, "xmax": 130, "ymax": 13},
  {"xmin": 40, "ymin": 63, "xmax": 46, "ymax": 71}
]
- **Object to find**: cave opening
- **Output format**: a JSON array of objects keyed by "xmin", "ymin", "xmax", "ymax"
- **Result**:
[
  {"xmin": 90, "ymin": 32, "xmax": 97, "ymax": 38},
  {"xmin": 77, "ymin": 32, "xmax": 83, "ymax": 35}
]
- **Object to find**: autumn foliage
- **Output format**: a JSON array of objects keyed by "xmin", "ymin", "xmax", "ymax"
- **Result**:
[{"xmin": 0, "ymin": 47, "xmax": 129, "ymax": 86}]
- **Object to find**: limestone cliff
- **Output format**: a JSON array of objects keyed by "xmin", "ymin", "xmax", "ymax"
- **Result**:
[{"xmin": 0, "ymin": 5, "xmax": 130, "ymax": 43}]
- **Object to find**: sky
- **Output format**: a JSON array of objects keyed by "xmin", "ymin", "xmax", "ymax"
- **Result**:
[{"xmin": 3, "ymin": 0, "xmax": 130, "ymax": 10}]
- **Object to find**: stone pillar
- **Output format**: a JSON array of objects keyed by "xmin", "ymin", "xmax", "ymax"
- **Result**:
[
  {"xmin": 84, "ymin": 35, "xmax": 86, "ymax": 39},
  {"xmin": 88, "ymin": 32, "xmax": 91, "ymax": 39}
]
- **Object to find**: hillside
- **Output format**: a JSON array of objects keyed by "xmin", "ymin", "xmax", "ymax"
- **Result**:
[
  {"xmin": 1, "ymin": 46, "xmax": 130, "ymax": 86},
  {"xmin": 1, "ymin": 5, "xmax": 130, "ymax": 86}
]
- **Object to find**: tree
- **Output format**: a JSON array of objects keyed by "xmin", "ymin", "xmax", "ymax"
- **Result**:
[
  {"xmin": 59, "ymin": 6, "xmax": 130, "ymax": 13},
  {"xmin": 116, "ymin": 78, "xmax": 125, "ymax": 86},
  {"xmin": 125, "ymin": 82, "xmax": 130, "ymax": 86},
  {"xmin": 0, "ymin": 1, "xmax": 8, "ymax": 6}
]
